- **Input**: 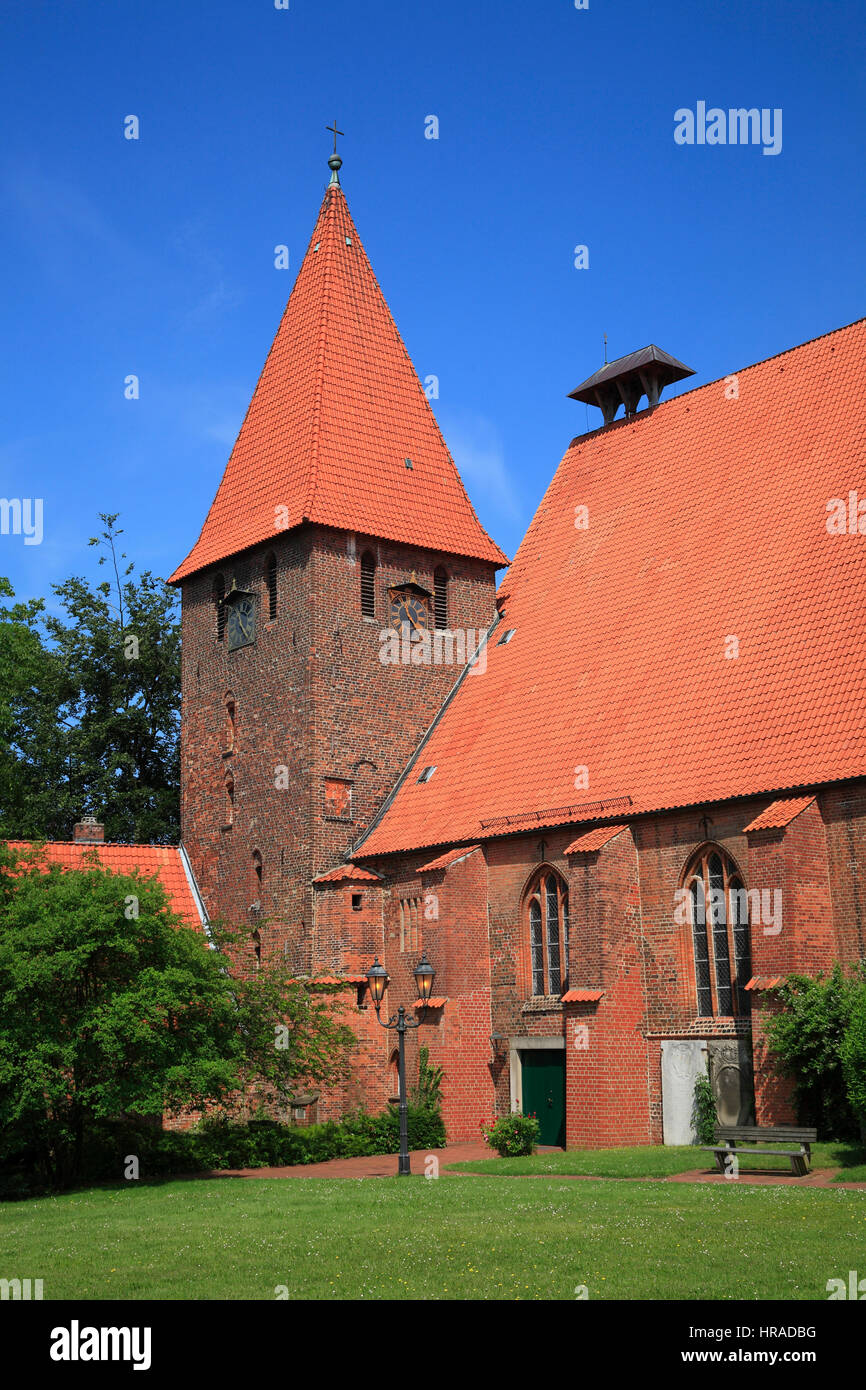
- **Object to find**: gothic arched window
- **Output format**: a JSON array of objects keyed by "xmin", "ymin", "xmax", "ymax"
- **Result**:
[
  {"xmin": 525, "ymin": 868, "xmax": 569, "ymax": 997},
  {"xmin": 682, "ymin": 846, "xmax": 752, "ymax": 1017},
  {"xmin": 265, "ymin": 552, "xmax": 277, "ymax": 621},
  {"xmin": 360, "ymin": 550, "xmax": 376, "ymax": 617},
  {"xmin": 224, "ymin": 770, "xmax": 234, "ymax": 827},
  {"xmin": 434, "ymin": 566, "xmax": 448, "ymax": 629},
  {"xmin": 213, "ymin": 573, "xmax": 226, "ymax": 641}
]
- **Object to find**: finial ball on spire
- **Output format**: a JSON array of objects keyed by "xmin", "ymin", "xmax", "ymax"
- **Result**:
[{"xmin": 326, "ymin": 120, "xmax": 345, "ymax": 186}]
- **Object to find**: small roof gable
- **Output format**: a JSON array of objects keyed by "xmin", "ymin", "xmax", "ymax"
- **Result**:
[{"xmin": 742, "ymin": 796, "xmax": 816, "ymax": 833}]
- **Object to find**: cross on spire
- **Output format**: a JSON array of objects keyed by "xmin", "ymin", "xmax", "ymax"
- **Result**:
[{"xmin": 326, "ymin": 119, "xmax": 344, "ymax": 156}]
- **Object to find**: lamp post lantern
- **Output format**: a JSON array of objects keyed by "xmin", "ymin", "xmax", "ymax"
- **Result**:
[{"xmin": 365, "ymin": 953, "xmax": 436, "ymax": 1176}]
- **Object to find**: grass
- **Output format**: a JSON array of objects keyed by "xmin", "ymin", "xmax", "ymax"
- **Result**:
[
  {"xmin": 2, "ymin": 1173, "xmax": 866, "ymax": 1300},
  {"xmin": 448, "ymin": 1142, "xmax": 866, "ymax": 1180}
]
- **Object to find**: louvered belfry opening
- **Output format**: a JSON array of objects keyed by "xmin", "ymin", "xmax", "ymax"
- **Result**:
[
  {"xmin": 360, "ymin": 550, "xmax": 376, "ymax": 617},
  {"xmin": 265, "ymin": 551, "xmax": 277, "ymax": 620},
  {"xmin": 434, "ymin": 566, "xmax": 448, "ymax": 629},
  {"xmin": 213, "ymin": 573, "xmax": 226, "ymax": 641}
]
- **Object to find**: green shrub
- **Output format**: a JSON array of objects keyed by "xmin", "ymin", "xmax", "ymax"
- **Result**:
[
  {"xmin": 411, "ymin": 1045, "xmax": 444, "ymax": 1111},
  {"xmin": 0, "ymin": 1103, "xmax": 447, "ymax": 1198},
  {"xmin": 693, "ymin": 1073, "xmax": 717, "ymax": 1144},
  {"xmin": 481, "ymin": 1112, "xmax": 539, "ymax": 1157}
]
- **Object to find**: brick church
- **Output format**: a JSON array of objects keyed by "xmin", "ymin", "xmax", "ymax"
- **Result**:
[{"xmin": 164, "ymin": 147, "xmax": 866, "ymax": 1148}]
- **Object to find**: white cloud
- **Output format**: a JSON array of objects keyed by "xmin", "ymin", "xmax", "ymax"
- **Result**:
[{"xmin": 437, "ymin": 408, "xmax": 523, "ymax": 523}]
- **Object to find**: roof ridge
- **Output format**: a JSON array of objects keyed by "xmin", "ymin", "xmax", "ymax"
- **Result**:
[
  {"xmin": 303, "ymin": 185, "xmax": 339, "ymax": 521},
  {"xmin": 569, "ymin": 314, "xmax": 866, "ymax": 447}
]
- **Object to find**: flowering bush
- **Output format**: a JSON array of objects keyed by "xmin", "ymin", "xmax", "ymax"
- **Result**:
[{"xmin": 480, "ymin": 1111, "xmax": 540, "ymax": 1157}]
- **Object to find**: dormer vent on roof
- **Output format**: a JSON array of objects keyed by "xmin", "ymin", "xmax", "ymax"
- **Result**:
[{"xmin": 569, "ymin": 344, "xmax": 695, "ymax": 426}]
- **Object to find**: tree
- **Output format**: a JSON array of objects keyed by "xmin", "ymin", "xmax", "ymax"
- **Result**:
[
  {"xmin": 0, "ymin": 847, "xmax": 355, "ymax": 1188},
  {"xmin": 762, "ymin": 963, "xmax": 866, "ymax": 1139},
  {"xmin": 841, "ymin": 987, "xmax": 866, "ymax": 1143},
  {"xmin": 205, "ymin": 916, "xmax": 359, "ymax": 1120},
  {"xmin": 0, "ymin": 514, "xmax": 181, "ymax": 843},
  {"xmin": 0, "ymin": 579, "xmax": 66, "ymax": 837}
]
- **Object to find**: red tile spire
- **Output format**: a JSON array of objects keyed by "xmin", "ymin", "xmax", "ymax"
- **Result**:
[{"xmin": 170, "ymin": 164, "xmax": 507, "ymax": 583}]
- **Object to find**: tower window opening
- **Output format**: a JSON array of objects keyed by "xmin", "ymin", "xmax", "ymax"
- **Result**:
[
  {"xmin": 360, "ymin": 550, "xmax": 376, "ymax": 617},
  {"xmin": 265, "ymin": 552, "xmax": 278, "ymax": 621},
  {"xmin": 214, "ymin": 573, "xmax": 226, "ymax": 641},
  {"xmin": 434, "ymin": 567, "xmax": 448, "ymax": 629}
]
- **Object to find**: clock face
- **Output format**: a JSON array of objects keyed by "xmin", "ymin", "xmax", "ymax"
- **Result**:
[
  {"xmin": 227, "ymin": 595, "xmax": 256, "ymax": 651},
  {"xmin": 390, "ymin": 591, "xmax": 429, "ymax": 632}
]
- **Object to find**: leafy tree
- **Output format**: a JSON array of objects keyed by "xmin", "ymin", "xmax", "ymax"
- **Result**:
[
  {"xmin": 205, "ymin": 916, "xmax": 358, "ymax": 1120},
  {"xmin": 0, "ymin": 847, "xmax": 355, "ymax": 1188},
  {"xmin": 0, "ymin": 579, "xmax": 66, "ymax": 837},
  {"xmin": 762, "ymin": 963, "xmax": 866, "ymax": 1139},
  {"xmin": 841, "ymin": 987, "xmax": 866, "ymax": 1142},
  {"xmin": 0, "ymin": 514, "xmax": 181, "ymax": 842}
]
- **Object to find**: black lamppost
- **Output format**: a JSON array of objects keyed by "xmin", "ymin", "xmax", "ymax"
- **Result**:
[{"xmin": 366, "ymin": 953, "xmax": 436, "ymax": 1176}]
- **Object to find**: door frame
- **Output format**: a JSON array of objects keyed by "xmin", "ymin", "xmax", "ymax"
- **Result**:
[{"xmin": 509, "ymin": 1036, "xmax": 565, "ymax": 1114}]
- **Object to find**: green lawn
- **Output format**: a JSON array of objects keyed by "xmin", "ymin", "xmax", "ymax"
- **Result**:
[
  {"xmin": 3, "ymin": 1174, "xmax": 866, "ymax": 1300},
  {"xmin": 447, "ymin": 1141, "xmax": 866, "ymax": 1180}
]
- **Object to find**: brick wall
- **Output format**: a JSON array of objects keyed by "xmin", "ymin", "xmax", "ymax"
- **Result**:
[
  {"xmin": 179, "ymin": 523, "xmax": 497, "ymax": 975},
  {"xmin": 180, "ymin": 521, "xmax": 866, "ymax": 1145}
]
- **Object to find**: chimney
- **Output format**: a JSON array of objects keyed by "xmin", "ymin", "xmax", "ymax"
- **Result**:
[
  {"xmin": 569, "ymin": 344, "xmax": 695, "ymax": 426},
  {"xmin": 73, "ymin": 814, "xmax": 105, "ymax": 844}
]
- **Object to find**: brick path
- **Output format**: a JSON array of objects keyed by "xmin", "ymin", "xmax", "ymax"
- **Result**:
[
  {"xmin": 207, "ymin": 1140, "xmax": 490, "ymax": 1180},
  {"xmin": 205, "ymin": 1144, "xmax": 866, "ymax": 1188}
]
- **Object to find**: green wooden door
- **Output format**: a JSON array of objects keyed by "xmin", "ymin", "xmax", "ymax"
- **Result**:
[{"xmin": 521, "ymin": 1049, "xmax": 565, "ymax": 1146}]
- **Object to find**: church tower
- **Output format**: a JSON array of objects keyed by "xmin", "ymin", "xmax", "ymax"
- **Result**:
[{"xmin": 170, "ymin": 147, "xmax": 506, "ymax": 972}]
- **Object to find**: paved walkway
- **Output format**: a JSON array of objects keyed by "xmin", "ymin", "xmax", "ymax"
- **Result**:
[
  {"xmin": 205, "ymin": 1143, "xmax": 866, "ymax": 1187},
  {"xmin": 207, "ymin": 1140, "xmax": 490, "ymax": 1180}
]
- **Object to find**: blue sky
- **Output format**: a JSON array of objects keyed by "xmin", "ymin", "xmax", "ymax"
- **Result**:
[{"xmin": 2, "ymin": 0, "xmax": 863, "ymax": 606}]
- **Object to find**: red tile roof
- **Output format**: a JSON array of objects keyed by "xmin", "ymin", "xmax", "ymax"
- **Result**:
[
  {"xmin": 413, "ymin": 997, "xmax": 447, "ymax": 1009},
  {"xmin": 742, "ymin": 796, "xmax": 816, "ymax": 833},
  {"xmin": 564, "ymin": 825, "xmax": 629, "ymax": 854},
  {"xmin": 312, "ymin": 863, "xmax": 382, "ymax": 883},
  {"xmin": 416, "ymin": 845, "xmax": 482, "ymax": 873},
  {"xmin": 745, "ymin": 976, "xmax": 784, "ymax": 991},
  {"xmin": 561, "ymin": 988, "xmax": 605, "ymax": 1003},
  {"xmin": 5, "ymin": 841, "xmax": 205, "ymax": 927},
  {"xmin": 170, "ymin": 182, "xmax": 507, "ymax": 582},
  {"xmin": 357, "ymin": 319, "xmax": 866, "ymax": 858}
]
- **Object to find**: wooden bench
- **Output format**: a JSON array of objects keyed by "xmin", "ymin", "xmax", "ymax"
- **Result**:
[{"xmin": 702, "ymin": 1125, "xmax": 817, "ymax": 1176}]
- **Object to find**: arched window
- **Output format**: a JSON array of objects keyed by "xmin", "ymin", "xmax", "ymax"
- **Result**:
[
  {"xmin": 434, "ymin": 566, "xmax": 448, "ymax": 630},
  {"xmin": 224, "ymin": 692, "xmax": 236, "ymax": 752},
  {"xmin": 525, "ymin": 868, "xmax": 569, "ymax": 996},
  {"xmin": 360, "ymin": 550, "xmax": 376, "ymax": 618},
  {"xmin": 682, "ymin": 846, "xmax": 752, "ymax": 1017},
  {"xmin": 252, "ymin": 849, "xmax": 263, "ymax": 892},
  {"xmin": 213, "ymin": 573, "xmax": 226, "ymax": 641},
  {"xmin": 387, "ymin": 1049, "xmax": 400, "ymax": 1100},
  {"xmin": 265, "ymin": 552, "xmax": 277, "ymax": 621},
  {"xmin": 224, "ymin": 770, "xmax": 234, "ymax": 827}
]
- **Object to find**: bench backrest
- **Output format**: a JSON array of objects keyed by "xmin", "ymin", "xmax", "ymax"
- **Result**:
[{"xmin": 714, "ymin": 1125, "xmax": 817, "ymax": 1142}]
